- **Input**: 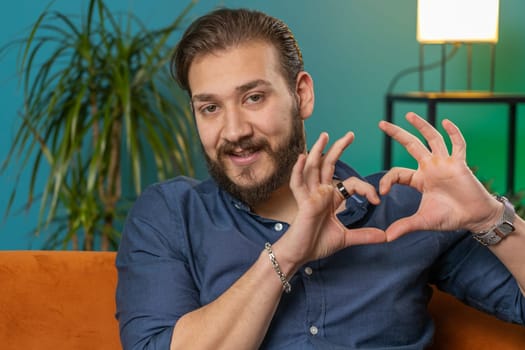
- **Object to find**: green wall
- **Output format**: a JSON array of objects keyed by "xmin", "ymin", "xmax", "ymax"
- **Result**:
[{"xmin": 1, "ymin": 0, "xmax": 524, "ymax": 249}]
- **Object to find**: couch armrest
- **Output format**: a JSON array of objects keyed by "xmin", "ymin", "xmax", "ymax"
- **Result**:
[{"xmin": 0, "ymin": 251, "xmax": 120, "ymax": 350}]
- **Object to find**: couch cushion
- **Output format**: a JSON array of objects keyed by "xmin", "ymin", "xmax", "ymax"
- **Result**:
[{"xmin": 428, "ymin": 286, "xmax": 525, "ymax": 349}]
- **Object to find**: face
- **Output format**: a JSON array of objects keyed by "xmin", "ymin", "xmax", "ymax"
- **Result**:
[{"xmin": 188, "ymin": 41, "xmax": 312, "ymax": 207}]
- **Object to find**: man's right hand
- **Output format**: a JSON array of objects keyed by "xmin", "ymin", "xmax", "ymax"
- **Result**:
[{"xmin": 274, "ymin": 131, "xmax": 386, "ymax": 274}]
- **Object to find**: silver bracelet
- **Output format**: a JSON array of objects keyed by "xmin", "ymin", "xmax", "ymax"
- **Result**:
[{"xmin": 264, "ymin": 242, "xmax": 292, "ymax": 293}]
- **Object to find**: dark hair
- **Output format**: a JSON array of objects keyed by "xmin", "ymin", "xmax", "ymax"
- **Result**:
[{"xmin": 170, "ymin": 8, "xmax": 304, "ymax": 94}]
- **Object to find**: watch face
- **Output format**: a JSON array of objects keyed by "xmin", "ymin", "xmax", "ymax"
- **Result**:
[
  {"xmin": 495, "ymin": 222, "xmax": 515, "ymax": 236},
  {"xmin": 486, "ymin": 234, "xmax": 502, "ymax": 245},
  {"xmin": 473, "ymin": 231, "xmax": 502, "ymax": 246}
]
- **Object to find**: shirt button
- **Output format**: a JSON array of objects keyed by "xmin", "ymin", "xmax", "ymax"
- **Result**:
[
  {"xmin": 304, "ymin": 266, "xmax": 313, "ymax": 276},
  {"xmin": 309, "ymin": 325, "xmax": 319, "ymax": 335},
  {"xmin": 274, "ymin": 223, "xmax": 283, "ymax": 231}
]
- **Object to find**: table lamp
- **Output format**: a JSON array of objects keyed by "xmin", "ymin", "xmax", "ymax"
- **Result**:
[{"xmin": 416, "ymin": 0, "xmax": 499, "ymax": 91}]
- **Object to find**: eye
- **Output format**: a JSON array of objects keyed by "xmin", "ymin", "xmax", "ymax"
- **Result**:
[
  {"xmin": 245, "ymin": 93, "xmax": 264, "ymax": 105},
  {"xmin": 199, "ymin": 104, "xmax": 219, "ymax": 115}
]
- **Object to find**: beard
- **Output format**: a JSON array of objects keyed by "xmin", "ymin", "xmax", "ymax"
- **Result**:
[{"xmin": 204, "ymin": 106, "xmax": 305, "ymax": 208}]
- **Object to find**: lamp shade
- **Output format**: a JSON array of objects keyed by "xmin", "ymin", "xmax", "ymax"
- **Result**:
[{"xmin": 417, "ymin": 0, "xmax": 499, "ymax": 43}]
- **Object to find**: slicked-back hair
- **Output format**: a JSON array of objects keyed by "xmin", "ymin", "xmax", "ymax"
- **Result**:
[{"xmin": 170, "ymin": 8, "xmax": 304, "ymax": 95}]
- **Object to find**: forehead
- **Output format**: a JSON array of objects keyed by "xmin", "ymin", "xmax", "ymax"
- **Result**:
[{"xmin": 187, "ymin": 41, "xmax": 286, "ymax": 98}]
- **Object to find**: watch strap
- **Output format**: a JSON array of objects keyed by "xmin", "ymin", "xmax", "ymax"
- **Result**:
[{"xmin": 472, "ymin": 195, "xmax": 516, "ymax": 246}]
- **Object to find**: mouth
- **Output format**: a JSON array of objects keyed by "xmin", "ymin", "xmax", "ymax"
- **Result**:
[
  {"xmin": 227, "ymin": 147, "xmax": 261, "ymax": 166},
  {"xmin": 218, "ymin": 137, "xmax": 271, "ymax": 168}
]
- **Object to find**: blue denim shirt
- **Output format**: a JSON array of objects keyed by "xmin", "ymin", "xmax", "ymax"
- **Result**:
[{"xmin": 116, "ymin": 162, "xmax": 524, "ymax": 349}]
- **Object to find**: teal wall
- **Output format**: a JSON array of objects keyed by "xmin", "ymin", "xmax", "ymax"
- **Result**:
[{"xmin": 1, "ymin": 0, "xmax": 525, "ymax": 249}]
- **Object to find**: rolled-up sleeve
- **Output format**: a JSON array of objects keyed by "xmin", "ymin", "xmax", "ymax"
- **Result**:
[
  {"xmin": 432, "ymin": 232, "xmax": 525, "ymax": 325},
  {"xmin": 116, "ymin": 184, "xmax": 200, "ymax": 350}
]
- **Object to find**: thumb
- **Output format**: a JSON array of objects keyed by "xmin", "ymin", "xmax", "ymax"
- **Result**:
[
  {"xmin": 346, "ymin": 227, "xmax": 387, "ymax": 246},
  {"xmin": 385, "ymin": 215, "xmax": 422, "ymax": 242}
]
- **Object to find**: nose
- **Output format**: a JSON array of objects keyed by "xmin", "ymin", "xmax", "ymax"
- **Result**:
[{"xmin": 221, "ymin": 106, "xmax": 253, "ymax": 143}]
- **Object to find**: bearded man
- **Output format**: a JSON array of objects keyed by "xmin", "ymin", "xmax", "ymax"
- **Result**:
[{"xmin": 116, "ymin": 8, "xmax": 525, "ymax": 350}]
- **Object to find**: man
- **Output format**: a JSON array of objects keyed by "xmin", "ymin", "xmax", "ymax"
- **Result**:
[{"xmin": 116, "ymin": 8, "xmax": 525, "ymax": 349}]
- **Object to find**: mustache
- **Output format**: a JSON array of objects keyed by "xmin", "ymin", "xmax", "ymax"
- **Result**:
[{"xmin": 218, "ymin": 137, "xmax": 272, "ymax": 157}]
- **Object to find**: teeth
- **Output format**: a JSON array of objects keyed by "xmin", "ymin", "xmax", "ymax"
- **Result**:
[
  {"xmin": 232, "ymin": 149, "xmax": 254, "ymax": 157},
  {"xmin": 235, "ymin": 151, "xmax": 251, "ymax": 157}
]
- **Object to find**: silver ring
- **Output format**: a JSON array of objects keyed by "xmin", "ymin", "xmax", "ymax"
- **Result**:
[{"xmin": 336, "ymin": 182, "xmax": 351, "ymax": 199}]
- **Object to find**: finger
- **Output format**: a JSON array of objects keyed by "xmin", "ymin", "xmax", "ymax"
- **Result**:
[
  {"xmin": 303, "ymin": 133, "xmax": 329, "ymax": 188},
  {"xmin": 344, "ymin": 227, "xmax": 386, "ymax": 246},
  {"xmin": 379, "ymin": 167, "xmax": 417, "ymax": 195},
  {"xmin": 321, "ymin": 132, "xmax": 354, "ymax": 184},
  {"xmin": 384, "ymin": 215, "xmax": 425, "ymax": 242},
  {"xmin": 336, "ymin": 177, "xmax": 381, "ymax": 205},
  {"xmin": 290, "ymin": 153, "xmax": 307, "ymax": 201},
  {"xmin": 405, "ymin": 112, "xmax": 449, "ymax": 157},
  {"xmin": 378, "ymin": 120, "xmax": 430, "ymax": 163},
  {"xmin": 442, "ymin": 119, "xmax": 466, "ymax": 160}
]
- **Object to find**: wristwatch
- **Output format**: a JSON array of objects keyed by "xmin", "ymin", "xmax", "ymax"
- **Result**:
[{"xmin": 472, "ymin": 195, "xmax": 516, "ymax": 246}]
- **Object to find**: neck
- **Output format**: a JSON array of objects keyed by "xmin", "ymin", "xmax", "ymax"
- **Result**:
[{"xmin": 252, "ymin": 184, "xmax": 297, "ymax": 223}]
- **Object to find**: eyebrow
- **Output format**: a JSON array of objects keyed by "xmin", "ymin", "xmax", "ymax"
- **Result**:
[{"xmin": 191, "ymin": 79, "xmax": 272, "ymax": 103}]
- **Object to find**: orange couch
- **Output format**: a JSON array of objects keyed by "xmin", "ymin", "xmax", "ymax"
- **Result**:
[
  {"xmin": 0, "ymin": 250, "xmax": 524, "ymax": 349},
  {"xmin": 0, "ymin": 251, "xmax": 120, "ymax": 350}
]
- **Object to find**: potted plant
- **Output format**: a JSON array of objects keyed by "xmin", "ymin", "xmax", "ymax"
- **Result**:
[{"xmin": 1, "ymin": 0, "xmax": 197, "ymax": 250}]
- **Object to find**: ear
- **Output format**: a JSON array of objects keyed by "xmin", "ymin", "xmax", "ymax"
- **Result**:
[{"xmin": 295, "ymin": 71, "xmax": 315, "ymax": 120}]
